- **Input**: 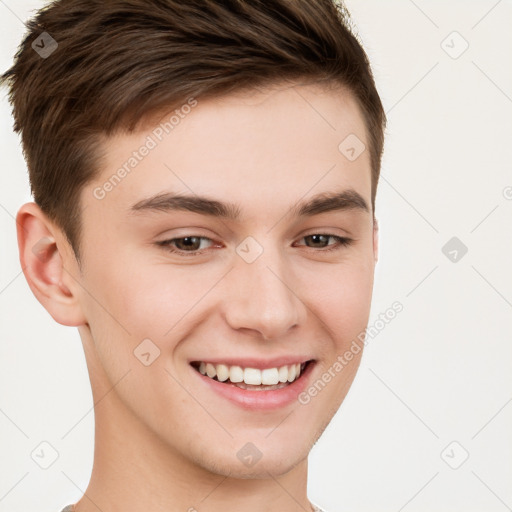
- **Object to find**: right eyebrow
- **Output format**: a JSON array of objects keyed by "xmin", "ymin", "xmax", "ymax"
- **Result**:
[{"xmin": 129, "ymin": 192, "xmax": 241, "ymax": 220}]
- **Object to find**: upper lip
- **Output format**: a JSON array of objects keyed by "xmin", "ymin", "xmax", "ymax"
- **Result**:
[{"xmin": 189, "ymin": 356, "xmax": 315, "ymax": 370}]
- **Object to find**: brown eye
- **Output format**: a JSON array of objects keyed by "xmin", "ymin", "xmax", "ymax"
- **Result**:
[
  {"xmin": 156, "ymin": 236, "xmax": 215, "ymax": 256},
  {"xmin": 172, "ymin": 236, "xmax": 202, "ymax": 251},
  {"xmin": 299, "ymin": 234, "xmax": 352, "ymax": 251}
]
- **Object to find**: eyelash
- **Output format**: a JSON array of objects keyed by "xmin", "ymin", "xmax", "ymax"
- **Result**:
[{"xmin": 156, "ymin": 234, "xmax": 353, "ymax": 257}]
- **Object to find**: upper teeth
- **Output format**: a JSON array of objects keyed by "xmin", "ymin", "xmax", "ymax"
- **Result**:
[{"xmin": 197, "ymin": 362, "xmax": 305, "ymax": 385}]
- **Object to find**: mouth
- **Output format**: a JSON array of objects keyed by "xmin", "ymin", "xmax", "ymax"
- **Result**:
[
  {"xmin": 190, "ymin": 359, "xmax": 313, "ymax": 389},
  {"xmin": 189, "ymin": 359, "xmax": 316, "ymax": 408}
]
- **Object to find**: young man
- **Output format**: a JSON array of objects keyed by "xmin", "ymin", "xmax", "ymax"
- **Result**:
[{"xmin": 2, "ymin": 0, "xmax": 385, "ymax": 510}]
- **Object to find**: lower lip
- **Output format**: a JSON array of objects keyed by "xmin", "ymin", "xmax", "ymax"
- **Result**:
[{"xmin": 191, "ymin": 361, "xmax": 316, "ymax": 411}]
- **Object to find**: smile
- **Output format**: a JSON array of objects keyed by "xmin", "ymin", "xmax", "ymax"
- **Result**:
[
  {"xmin": 190, "ymin": 359, "xmax": 316, "ymax": 411},
  {"xmin": 191, "ymin": 360, "xmax": 310, "ymax": 389}
]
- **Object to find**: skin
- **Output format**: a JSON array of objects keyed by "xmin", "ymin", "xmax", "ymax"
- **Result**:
[{"xmin": 17, "ymin": 82, "xmax": 378, "ymax": 512}]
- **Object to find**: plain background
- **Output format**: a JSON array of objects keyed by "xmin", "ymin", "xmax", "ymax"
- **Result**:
[{"xmin": 1, "ymin": 1, "xmax": 511, "ymax": 511}]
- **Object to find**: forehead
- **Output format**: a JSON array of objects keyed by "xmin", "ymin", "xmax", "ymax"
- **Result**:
[{"xmin": 86, "ymin": 83, "xmax": 371, "ymax": 222}]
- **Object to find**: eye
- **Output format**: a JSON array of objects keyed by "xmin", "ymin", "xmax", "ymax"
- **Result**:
[
  {"xmin": 295, "ymin": 234, "xmax": 353, "ymax": 251},
  {"xmin": 156, "ymin": 233, "xmax": 353, "ymax": 257},
  {"xmin": 156, "ymin": 236, "xmax": 216, "ymax": 256}
]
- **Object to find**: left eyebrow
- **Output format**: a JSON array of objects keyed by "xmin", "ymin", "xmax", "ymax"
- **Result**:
[
  {"xmin": 128, "ymin": 188, "xmax": 369, "ymax": 219},
  {"xmin": 291, "ymin": 189, "xmax": 369, "ymax": 217}
]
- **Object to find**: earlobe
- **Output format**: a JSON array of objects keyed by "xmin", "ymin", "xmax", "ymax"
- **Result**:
[
  {"xmin": 16, "ymin": 202, "xmax": 86, "ymax": 327},
  {"xmin": 373, "ymin": 217, "xmax": 379, "ymax": 263}
]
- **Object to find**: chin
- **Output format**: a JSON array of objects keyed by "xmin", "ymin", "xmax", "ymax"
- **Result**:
[
  {"xmin": 206, "ymin": 456, "xmax": 305, "ymax": 479},
  {"xmin": 190, "ymin": 440, "xmax": 309, "ymax": 479}
]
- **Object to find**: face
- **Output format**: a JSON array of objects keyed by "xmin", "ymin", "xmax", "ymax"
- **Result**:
[{"xmin": 75, "ymin": 82, "xmax": 377, "ymax": 477}]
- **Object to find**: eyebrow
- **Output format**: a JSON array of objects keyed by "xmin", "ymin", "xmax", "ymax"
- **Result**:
[{"xmin": 129, "ymin": 189, "xmax": 369, "ymax": 219}]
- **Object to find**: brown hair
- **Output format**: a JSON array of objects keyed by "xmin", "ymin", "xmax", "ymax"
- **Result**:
[{"xmin": 1, "ymin": 0, "xmax": 386, "ymax": 263}]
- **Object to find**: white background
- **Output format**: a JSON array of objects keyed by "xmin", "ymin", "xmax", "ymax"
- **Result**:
[{"xmin": 1, "ymin": 1, "xmax": 511, "ymax": 511}]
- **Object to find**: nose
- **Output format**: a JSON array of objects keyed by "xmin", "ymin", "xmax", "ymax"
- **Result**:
[{"xmin": 223, "ymin": 246, "xmax": 306, "ymax": 340}]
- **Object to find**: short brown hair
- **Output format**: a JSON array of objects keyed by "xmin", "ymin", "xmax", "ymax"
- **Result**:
[{"xmin": 2, "ymin": 0, "xmax": 386, "ymax": 263}]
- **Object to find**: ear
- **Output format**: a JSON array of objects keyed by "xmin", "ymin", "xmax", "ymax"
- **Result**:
[
  {"xmin": 373, "ymin": 216, "xmax": 379, "ymax": 263},
  {"xmin": 16, "ymin": 202, "xmax": 87, "ymax": 326}
]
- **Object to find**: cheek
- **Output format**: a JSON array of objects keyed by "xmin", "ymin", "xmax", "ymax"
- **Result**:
[
  {"xmin": 111, "ymin": 264, "xmax": 225, "ymax": 340},
  {"xmin": 305, "ymin": 254, "xmax": 375, "ymax": 332},
  {"xmin": 77, "ymin": 258, "xmax": 196, "ymax": 425},
  {"xmin": 83, "ymin": 246, "xmax": 203, "ymax": 335},
  {"xmin": 300, "ymin": 264, "xmax": 372, "ymax": 411}
]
